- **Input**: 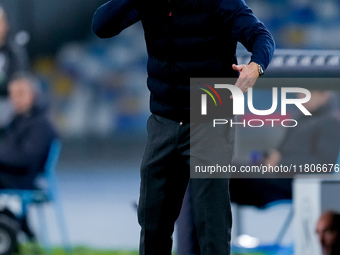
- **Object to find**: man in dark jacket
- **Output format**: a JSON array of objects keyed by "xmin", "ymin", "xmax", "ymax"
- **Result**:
[
  {"xmin": 92, "ymin": 1, "xmax": 275, "ymax": 254},
  {"xmin": 0, "ymin": 73, "xmax": 57, "ymax": 189}
]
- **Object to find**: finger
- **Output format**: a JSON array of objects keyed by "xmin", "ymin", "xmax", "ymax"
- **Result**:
[
  {"xmin": 235, "ymin": 84, "xmax": 248, "ymax": 94},
  {"xmin": 239, "ymin": 77, "xmax": 256, "ymax": 89},
  {"xmin": 232, "ymin": 64, "xmax": 244, "ymax": 72},
  {"xmin": 231, "ymin": 76, "xmax": 257, "ymax": 98},
  {"xmin": 234, "ymin": 78, "xmax": 248, "ymax": 93},
  {"xmin": 235, "ymin": 78, "xmax": 256, "ymax": 94}
]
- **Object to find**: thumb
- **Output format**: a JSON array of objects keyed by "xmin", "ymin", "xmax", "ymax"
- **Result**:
[{"xmin": 232, "ymin": 64, "xmax": 244, "ymax": 72}]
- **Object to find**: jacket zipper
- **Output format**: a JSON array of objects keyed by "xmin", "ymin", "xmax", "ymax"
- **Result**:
[{"xmin": 167, "ymin": 0, "xmax": 175, "ymax": 87}]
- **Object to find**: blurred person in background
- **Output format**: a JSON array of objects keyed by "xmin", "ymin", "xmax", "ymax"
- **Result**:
[
  {"xmin": 265, "ymin": 90, "xmax": 340, "ymax": 168},
  {"xmin": 0, "ymin": 6, "xmax": 29, "ymax": 130},
  {"xmin": 0, "ymin": 72, "xmax": 57, "ymax": 240},
  {"xmin": 230, "ymin": 90, "xmax": 340, "ymax": 207},
  {"xmin": 0, "ymin": 72, "xmax": 57, "ymax": 190},
  {"xmin": 316, "ymin": 211, "xmax": 340, "ymax": 255},
  {"xmin": 92, "ymin": 0, "xmax": 275, "ymax": 254}
]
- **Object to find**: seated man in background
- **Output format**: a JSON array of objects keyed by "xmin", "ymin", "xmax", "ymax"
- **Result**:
[
  {"xmin": 230, "ymin": 90, "xmax": 340, "ymax": 208},
  {"xmin": 0, "ymin": 72, "xmax": 57, "ymax": 190},
  {"xmin": 0, "ymin": 72, "xmax": 57, "ymax": 240},
  {"xmin": 316, "ymin": 211, "xmax": 340, "ymax": 255},
  {"xmin": 265, "ymin": 90, "xmax": 340, "ymax": 169}
]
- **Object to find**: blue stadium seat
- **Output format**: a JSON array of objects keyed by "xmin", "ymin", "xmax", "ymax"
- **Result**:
[{"xmin": 0, "ymin": 140, "xmax": 71, "ymax": 254}]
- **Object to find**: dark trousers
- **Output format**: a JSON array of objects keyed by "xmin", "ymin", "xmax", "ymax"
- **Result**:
[
  {"xmin": 176, "ymin": 184, "xmax": 201, "ymax": 255},
  {"xmin": 138, "ymin": 114, "xmax": 235, "ymax": 255}
]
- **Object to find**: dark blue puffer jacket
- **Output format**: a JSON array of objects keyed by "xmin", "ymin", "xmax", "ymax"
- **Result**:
[
  {"xmin": 0, "ymin": 105, "xmax": 57, "ymax": 189},
  {"xmin": 92, "ymin": 0, "xmax": 275, "ymax": 121}
]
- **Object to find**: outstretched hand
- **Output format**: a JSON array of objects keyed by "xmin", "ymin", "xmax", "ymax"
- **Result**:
[{"xmin": 231, "ymin": 62, "xmax": 259, "ymax": 98}]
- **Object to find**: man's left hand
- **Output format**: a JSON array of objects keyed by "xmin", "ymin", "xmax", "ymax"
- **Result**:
[{"xmin": 232, "ymin": 62, "xmax": 259, "ymax": 97}]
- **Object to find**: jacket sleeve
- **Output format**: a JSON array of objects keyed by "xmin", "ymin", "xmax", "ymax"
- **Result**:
[
  {"xmin": 0, "ymin": 119, "xmax": 55, "ymax": 172},
  {"xmin": 92, "ymin": 0, "xmax": 141, "ymax": 38},
  {"xmin": 217, "ymin": 0, "xmax": 275, "ymax": 70}
]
